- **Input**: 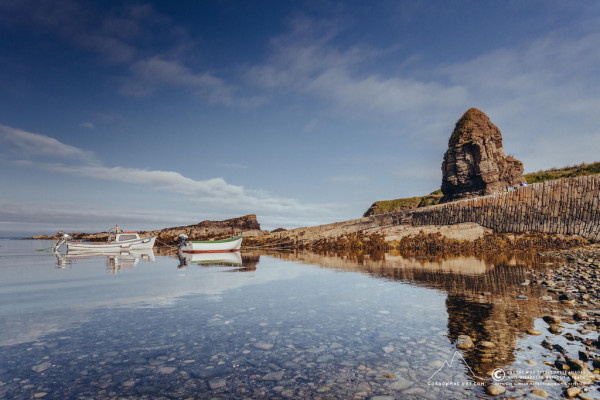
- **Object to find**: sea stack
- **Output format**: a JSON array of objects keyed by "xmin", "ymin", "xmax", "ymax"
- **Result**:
[{"xmin": 441, "ymin": 108, "xmax": 525, "ymax": 203}]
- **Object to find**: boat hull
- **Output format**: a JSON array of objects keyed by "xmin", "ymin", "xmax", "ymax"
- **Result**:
[
  {"xmin": 67, "ymin": 236, "xmax": 156, "ymax": 252},
  {"xmin": 180, "ymin": 236, "xmax": 242, "ymax": 253}
]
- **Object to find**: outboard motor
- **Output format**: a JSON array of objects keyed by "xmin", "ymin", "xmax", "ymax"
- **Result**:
[
  {"xmin": 52, "ymin": 232, "xmax": 71, "ymax": 252},
  {"xmin": 177, "ymin": 234, "xmax": 189, "ymax": 252}
]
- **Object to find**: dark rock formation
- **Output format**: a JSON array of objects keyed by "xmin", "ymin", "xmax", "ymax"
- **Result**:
[
  {"xmin": 144, "ymin": 214, "xmax": 265, "ymax": 245},
  {"xmin": 441, "ymin": 108, "xmax": 525, "ymax": 202},
  {"xmin": 33, "ymin": 214, "xmax": 267, "ymax": 245}
]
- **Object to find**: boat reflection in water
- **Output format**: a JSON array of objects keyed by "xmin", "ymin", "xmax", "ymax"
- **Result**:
[
  {"xmin": 176, "ymin": 251, "xmax": 261, "ymax": 273},
  {"xmin": 53, "ymin": 249, "xmax": 155, "ymax": 274}
]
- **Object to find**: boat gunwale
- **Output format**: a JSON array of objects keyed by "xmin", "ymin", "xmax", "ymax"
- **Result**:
[{"xmin": 68, "ymin": 236, "xmax": 156, "ymax": 248}]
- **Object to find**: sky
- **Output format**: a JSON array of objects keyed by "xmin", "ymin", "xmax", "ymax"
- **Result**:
[{"xmin": 1, "ymin": 0, "xmax": 599, "ymax": 236}]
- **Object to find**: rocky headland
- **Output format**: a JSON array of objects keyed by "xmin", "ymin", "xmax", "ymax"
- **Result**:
[{"xmin": 31, "ymin": 108, "xmax": 600, "ymax": 256}]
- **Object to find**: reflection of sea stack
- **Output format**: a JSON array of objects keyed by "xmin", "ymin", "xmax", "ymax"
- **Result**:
[{"xmin": 441, "ymin": 108, "xmax": 525, "ymax": 202}]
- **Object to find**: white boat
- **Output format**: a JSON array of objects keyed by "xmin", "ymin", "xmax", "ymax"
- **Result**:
[
  {"xmin": 53, "ymin": 225, "xmax": 156, "ymax": 252},
  {"xmin": 178, "ymin": 235, "xmax": 243, "ymax": 253}
]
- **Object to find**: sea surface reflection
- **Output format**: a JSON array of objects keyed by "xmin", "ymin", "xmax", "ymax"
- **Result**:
[{"xmin": 0, "ymin": 240, "xmax": 576, "ymax": 399}]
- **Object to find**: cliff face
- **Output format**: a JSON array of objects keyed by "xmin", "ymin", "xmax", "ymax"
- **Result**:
[{"xmin": 441, "ymin": 108, "xmax": 525, "ymax": 202}]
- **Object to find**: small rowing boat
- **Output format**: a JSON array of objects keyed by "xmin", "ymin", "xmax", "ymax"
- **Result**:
[
  {"xmin": 178, "ymin": 234, "xmax": 242, "ymax": 253},
  {"xmin": 53, "ymin": 225, "xmax": 156, "ymax": 252}
]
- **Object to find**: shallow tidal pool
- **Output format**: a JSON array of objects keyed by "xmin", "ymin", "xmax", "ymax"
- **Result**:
[{"xmin": 0, "ymin": 239, "xmax": 581, "ymax": 399}]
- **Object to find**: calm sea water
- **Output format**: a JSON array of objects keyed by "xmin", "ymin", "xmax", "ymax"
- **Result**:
[{"xmin": 0, "ymin": 239, "xmax": 579, "ymax": 399}]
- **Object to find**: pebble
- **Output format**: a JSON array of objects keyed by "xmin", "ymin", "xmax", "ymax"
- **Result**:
[
  {"xmin": 261, "ymin": 371, "xmax": 284, "ymax": 381},
  {"xmin": 31, "ymin": 362, "xmax": 51, "ymax": 373},
  {"xmin": 485, "ymin": 384, "xmax": 506, "ymax": 396},
  {"xmin": 530, "ymin": 388, "xmax": 548, "ymax": 398},
  {"xmin": 543, "ymin": 315, "xmax": 561, "ymax": 325},
  {"xmin": 549, "ymin": 325, "xmax": 563, "ymax": 334},
  {"xmin": 527, "ymin": 329, "xmax": 542, "ymax": 335},
  {"xmin": 387, "ymin": 377, "xmax": 412, "ymax": 390},
  {"xmin": 254, "ymin": 342, "xmax": 274, "ymax": 350},
  {"xmin": 209, "ymin": 378, "xmax": 226, "ymax": 390},
  {"xmin": 564, "ymin": 386, "xmax": 581, "ymax": 397},
  {"xmin": 403, "ymin": 387, "xmax": 425, "ymax": 395},
  {"xmin": 455, "ymin": 335, "xmax": 474, "ymax": 349},
  {"xmin": 578, "ymin": 393, "xmax": 595, "ymax": 400}
]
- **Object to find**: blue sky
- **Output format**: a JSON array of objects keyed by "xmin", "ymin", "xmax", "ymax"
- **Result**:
[{"xmin": 1, "ymin": 0, "xmax": 599, "ymax": 235}]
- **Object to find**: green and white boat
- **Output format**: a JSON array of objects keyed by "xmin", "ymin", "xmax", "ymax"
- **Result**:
[{"xmin": 178, "ymin": 235, "xmax": 243, "ymax": 253}]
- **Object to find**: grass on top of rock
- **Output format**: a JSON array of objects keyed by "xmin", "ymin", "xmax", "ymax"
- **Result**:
[
  {"xmin": 524, "ymin": 161, "xmax": 600, "ymax": 184},
  {"xmin": 363, "ymin": 190, "xmax": 443, "ymax": 217}
]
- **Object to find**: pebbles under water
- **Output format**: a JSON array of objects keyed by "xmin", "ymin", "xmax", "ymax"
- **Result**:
[{"xmin": 0, "ymin": 240, "xmax": 599, "ymax": 399}]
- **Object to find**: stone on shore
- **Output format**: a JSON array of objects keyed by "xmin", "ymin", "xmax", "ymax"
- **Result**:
[{"xmin": 485, "ymin": 384, "xmax": 506, "ymax": 396}]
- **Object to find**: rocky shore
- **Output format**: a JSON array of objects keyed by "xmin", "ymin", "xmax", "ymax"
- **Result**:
[{"xmin": 495, "ymin": 245, "xmax": 600, "ymax": 398}]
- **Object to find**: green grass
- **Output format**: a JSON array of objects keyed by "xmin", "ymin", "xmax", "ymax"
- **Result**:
[
  {"xmin": 524, "ymin": 161, "xmax": 600, "ymax": 184},
  {"xmin": 365, "ymin": 190, "xmax": 443, "ymax": 216}
]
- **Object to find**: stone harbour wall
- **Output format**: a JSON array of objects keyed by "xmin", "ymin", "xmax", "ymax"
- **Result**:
[{"xmin": 410, "ymin": 175, "xmax": 600, "ymax": 241}]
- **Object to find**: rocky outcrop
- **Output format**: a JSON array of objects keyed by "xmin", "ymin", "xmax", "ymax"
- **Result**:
[
  {"xmin": 441, "ymin": 108, "xmax": 525, "ymax": 202},
  {"xmin": 142, "ymin": 214, "xmax": 265, "ymax": 245}
]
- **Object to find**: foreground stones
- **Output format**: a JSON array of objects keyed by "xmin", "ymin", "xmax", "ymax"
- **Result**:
[{"xmin": 485, "ymin": 384, "xmax": 506, "ymax": 396}]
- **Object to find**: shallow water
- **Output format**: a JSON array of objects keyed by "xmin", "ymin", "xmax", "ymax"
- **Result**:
[{"xmin": 0, "ymin": 240, "xmax": 590, "ymax": 399}]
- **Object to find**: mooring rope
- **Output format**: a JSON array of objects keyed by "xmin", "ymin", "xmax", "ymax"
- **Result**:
[
  {"xmin": 155, "ymin": 238, "xmax": 178, "ymax": 249},
  {"xmin": 36, "ymin": 246, "xmax": 54, "ymax": 252}
]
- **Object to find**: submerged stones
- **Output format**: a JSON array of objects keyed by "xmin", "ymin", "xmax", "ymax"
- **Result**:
[
  {"xmin": 485, "ymin": 383, "xmax": 506, "ymax": 396},
  {"xmin": 455, "ymin": 335, "xmax": 474, "ymax": 349},
  {"xmin": 441, "ymin": 108, "xmax": 525, "ymax": 202}
]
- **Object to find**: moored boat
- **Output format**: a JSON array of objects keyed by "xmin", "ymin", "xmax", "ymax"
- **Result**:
[
  {"xmin": 53, "ymin": 225, "xmax": 156, "ymax": 252},
  {"xmin": 178, "ymin": 234, "xmax": 242, "ymax": 253}
]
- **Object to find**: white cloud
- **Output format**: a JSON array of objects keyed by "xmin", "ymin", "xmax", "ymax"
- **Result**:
[
  {"xmin": 79, "ymin": 122, "xmax": 95, "ymax": 129},
  {"xmin": 0, "ymin": 123, "xmax": 95, "ymax": 163},
  {"xmin": 246, "ymin": 15, "xmax": 466, "ymax": 116},
  {"xmin": 121, "ymin": 56, "xmax": 265, "ymax": 107},
  {"xmin": 2, "ymin": 124, "xmax": 339, "ymax": 227},
  {"xmin": 122, "ymin": 56, "xmax": 232, "ymax": 102}
]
